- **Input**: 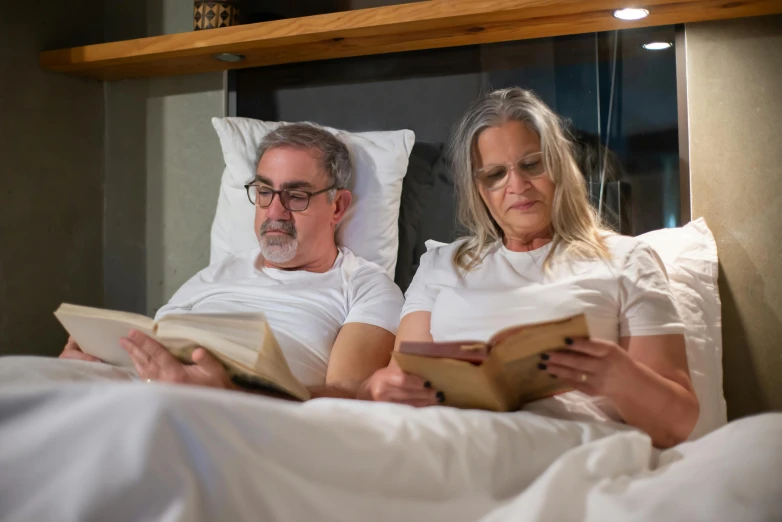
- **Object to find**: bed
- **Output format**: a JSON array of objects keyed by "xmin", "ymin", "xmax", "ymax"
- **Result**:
[
  {"xmin": 1, "ymin": 120, "xmax": 781, "ymax": 522},
  {"xmin": 0, "ymin": 370, "xmax": 780, "ymax": 522}
]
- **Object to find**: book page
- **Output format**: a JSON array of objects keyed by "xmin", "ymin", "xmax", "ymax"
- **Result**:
[
  {"xmin": 54, "ymin": 304, "xmax": 310, "ymax": 401},
  {"xmin": 397, "ymin": 340, "xmax": 489, "ymax": 364},
  {"xmin": 54, "ymin": 304, "xmax": 156, "ymax": 368},
  {"xmin": 157, "ymin": 315, "xmax": 310, "ymax": 401},
  {"xmin": 488, "ymin": 314, "xmax": 587, "ymax": 350},
  {"xmin": 159, "ymin": 312, "xmax": 269, "ymax": 349},
  {"xmin": 157, "ymin": 313, "xmax": 265, "ymax": 368}
]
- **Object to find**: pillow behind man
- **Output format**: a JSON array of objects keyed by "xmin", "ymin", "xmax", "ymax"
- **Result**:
[{"xmin": 210, "ymin": 117, "xmax": 415, "ymax": 278}]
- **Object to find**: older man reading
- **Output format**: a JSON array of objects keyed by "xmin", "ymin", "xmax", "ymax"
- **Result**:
[{"xmin": 60, "ymin": 123, "xmax": 403, "ymax": 399}]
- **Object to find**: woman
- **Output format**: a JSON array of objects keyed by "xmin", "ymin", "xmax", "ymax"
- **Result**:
[{"xmin": 359, "ymin": 87, "xmax": 698, "ymax": 448}]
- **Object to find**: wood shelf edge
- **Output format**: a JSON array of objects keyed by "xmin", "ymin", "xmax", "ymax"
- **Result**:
[{"xmin": 39, "ymin": 0, "xmax": 782, "ymax": 81}]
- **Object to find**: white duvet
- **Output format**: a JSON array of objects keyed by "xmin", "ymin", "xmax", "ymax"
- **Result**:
[{"xmin": 0, "ymin": 357, "xmax": 780, "ymax": 522}]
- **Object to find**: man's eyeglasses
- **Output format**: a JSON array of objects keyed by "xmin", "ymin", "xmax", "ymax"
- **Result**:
[
  {"xmin": 244, "ymin": 183, "xmax": 336, "ymax": 212},
  {"xmin": 474, "ymin": 152, "xmax": 546, "ymax": 191}
]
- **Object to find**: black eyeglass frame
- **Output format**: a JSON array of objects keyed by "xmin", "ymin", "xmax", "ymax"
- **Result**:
[{"xmin": 244, "ymin": 183, "xmax": 337, "ymax": 212}]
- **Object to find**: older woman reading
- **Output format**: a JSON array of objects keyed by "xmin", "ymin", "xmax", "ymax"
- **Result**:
[{"xmin": 360, "ymin": 87, "xmax": 699, "ymax": 448}]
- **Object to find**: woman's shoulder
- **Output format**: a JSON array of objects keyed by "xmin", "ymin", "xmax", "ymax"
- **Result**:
[
  {"xmin": 600, "ymin": 233, "xmax": 662, "ymax": 269},
  {"xmin": 418, "ymin": 238, "xmax": 470, "ymax": 271}
]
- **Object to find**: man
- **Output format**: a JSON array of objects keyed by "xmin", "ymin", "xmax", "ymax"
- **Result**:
[{"xmin": 61, "ymin": 123, "xmax": 404, "ymax": 399}]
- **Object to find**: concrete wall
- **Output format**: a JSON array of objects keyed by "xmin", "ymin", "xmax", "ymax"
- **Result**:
[
  {"xmin": 0, "ymin": 0, "xmax": 105, "ymax": 356},
  {"xmin": 104, "ymin": 1, "xmax": 224, "ymax": 317},
  {"xmin": 686, "ymin": 14, "xmax": 782, "ymax": 417}
]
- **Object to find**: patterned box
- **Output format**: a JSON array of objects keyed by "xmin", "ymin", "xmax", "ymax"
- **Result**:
[{"xmin": 194, "ymin": 1, "xmax": 239, "ymax": 30}]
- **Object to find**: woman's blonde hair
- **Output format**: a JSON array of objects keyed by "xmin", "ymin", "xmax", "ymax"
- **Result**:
[{"xmin": 451, "ymin": 87, "xmax": 610, "ymax": 271}]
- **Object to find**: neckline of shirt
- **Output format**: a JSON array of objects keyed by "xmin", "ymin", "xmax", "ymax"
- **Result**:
[
  {"xmin": 499, "ymin": 239, "xmax": 554, "ymax": 260},
  {"xmin": 258, "ymin": 248, "xmax": 345, "ymax": 278}
]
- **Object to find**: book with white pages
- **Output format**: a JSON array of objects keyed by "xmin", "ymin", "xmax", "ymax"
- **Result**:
[{"xmin": 53, "ymin": 303, "xmax": 310, "ymax": 401}]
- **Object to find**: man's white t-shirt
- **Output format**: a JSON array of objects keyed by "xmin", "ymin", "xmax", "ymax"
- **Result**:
[
  {"xmin": 156, "ymin": 247, "xmax": 404, "ymax": 387},
  {"xmin": 402, "ymin": 234, "xmax": 685, "ymax": 422}
]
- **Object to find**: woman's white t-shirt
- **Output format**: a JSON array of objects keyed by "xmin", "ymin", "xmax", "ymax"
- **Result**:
[{"xmin": 401, "ymin": 235, "xmax": 685, "ymax": 422}]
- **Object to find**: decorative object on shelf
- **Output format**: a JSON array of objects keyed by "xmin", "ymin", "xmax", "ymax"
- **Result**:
[{"xmin": 194, "ymin": 1, "xmax": 239, "ymax": 31}]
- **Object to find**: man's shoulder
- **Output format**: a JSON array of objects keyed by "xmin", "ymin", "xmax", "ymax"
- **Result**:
[
  {"xmin": 337, "ymin": 247, "xmax": 402, "ymax": 294},
  {"xmin": 337, "ymin": 248, "xmax": 404, "ymax": 326},
  {"xmin": 338, "ymin": 247, "xmax": 389, "ymax": 277}
]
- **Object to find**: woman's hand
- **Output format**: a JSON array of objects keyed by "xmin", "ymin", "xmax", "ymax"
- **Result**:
[
  {"xmin": 357, "ymin": 360, "xmax": 443, "ymax": 407},
  {"xmin": 120, "ymin": 330, "xmax": 235, "ymax": 389},
  {"xmin": 542, "ymin": 337, "xmax": 640, "ymax": 400}
]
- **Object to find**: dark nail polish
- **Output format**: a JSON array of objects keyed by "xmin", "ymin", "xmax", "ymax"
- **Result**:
[
  {"xmin": 436, "ymin": 391, "xmax": 445, "ymax": 403},
  {"xmin": 565, "ymin": 338, "xmax": 574, "ymax": 345},
  {"xmin": 540, "ymin": 353, "xmax": 550, "ymax": 361},
  {"xmin": 537, "ymin": 363, "xmax": 547, "ymax": 370},
  {"xmin": 423, "ymin": 381, "xmax": 431, "ymax": 389}
]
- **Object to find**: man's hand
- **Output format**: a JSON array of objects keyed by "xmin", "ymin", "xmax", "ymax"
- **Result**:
[
  {"xmin": 59, "ymin": 337, "xmax": 103, "ymax": 363},
  {"xmin": 357, "ymin": 360, "xmax": 442, "ymax": 407},
  {"xmin": 119, "ymin": 330, "xmax": 234, "ymax": 389}
]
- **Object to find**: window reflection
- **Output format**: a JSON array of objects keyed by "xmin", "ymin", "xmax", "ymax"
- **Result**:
[{"xmin": 236, "ymin": 25, "xmax": 682, "ymax": 237}]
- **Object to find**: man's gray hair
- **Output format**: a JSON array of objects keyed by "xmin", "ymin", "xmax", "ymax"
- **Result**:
[{"xmin": 257, "ymin": 123, "xmax": 352, "ymax": 199}]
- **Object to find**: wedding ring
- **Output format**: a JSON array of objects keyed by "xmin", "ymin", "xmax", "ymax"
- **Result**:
[{"xmin": 579, "ymin": 373, "xmax": 588, "ymax": 383}]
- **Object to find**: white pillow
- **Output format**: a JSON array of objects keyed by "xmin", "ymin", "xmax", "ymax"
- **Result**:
[
  {"xmin": 638, "ymin": 218, "xmax": 727, "ymax": 439},
  {"xmin": 210, "ymin": 117, "xmax": 415, "ymax": 277}
]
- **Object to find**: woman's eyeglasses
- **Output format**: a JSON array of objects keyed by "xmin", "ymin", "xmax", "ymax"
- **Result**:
[
  {"xmin": 244, "ymin": 184, "xmax": 336, "ymax": 212},
  {"xmin": 474, "ymin": 152, "xmax": 546, "ymax": 191}
]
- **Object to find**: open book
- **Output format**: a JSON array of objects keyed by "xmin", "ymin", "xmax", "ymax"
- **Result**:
[
  {"xmin": 54, "ymin": 303, "xmax": 310, "ymax": 401},
  {"xmin": 392, "ymin": 314, "xmax": 590, "ymax": 412}
]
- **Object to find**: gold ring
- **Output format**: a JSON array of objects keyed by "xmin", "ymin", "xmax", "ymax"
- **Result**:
[{"xmin": 579, "ymin": 373, "xmax": 588, "ymax": 383}]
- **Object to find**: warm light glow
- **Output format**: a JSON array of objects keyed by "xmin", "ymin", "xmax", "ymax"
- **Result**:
[
  {"xmin": 613, "ymin": 8, "xmax": 650, "ymax": 20},
  {"xmin": 643, "ymin": 41, "xmax": 673, "ymax": 50}
]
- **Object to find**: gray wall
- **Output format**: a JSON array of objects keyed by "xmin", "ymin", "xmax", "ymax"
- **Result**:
[
  {"xmin": 686, "ymin": 15, "xmax": 782, "ymax": 418},
  {"xmin": 104, "ymin": 1, "xmax": 225, "ymax": 317},
  {"xmin": 0, "ymin": 0, "xmax": 105, "ymax": 356}
]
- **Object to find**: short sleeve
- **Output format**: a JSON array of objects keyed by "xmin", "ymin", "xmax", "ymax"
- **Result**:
[
  {"xmin": 400, "ymin": 250, "xmax": 439, "ymax": 317},
  {"xmin": 344, "ymin": 266, "xmax": 405, "ymax": 334},
  {"xmin": 618, "ymin": 242, "xmax": 686, "ymax": 337}
]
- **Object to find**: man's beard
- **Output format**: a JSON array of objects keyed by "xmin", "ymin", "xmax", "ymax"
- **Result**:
[{"xmin": 259, "ymin": 220, "xmax": 298, "ymax": 264}]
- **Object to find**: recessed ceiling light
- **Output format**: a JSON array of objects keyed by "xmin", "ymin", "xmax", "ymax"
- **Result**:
[
  {"xmin": 613, "ymin": 8, "xmax": 650, "ymax": 20},
  {"xmin": 213, "ymin": 53, "xmax": 245, "ymax": 63},
  {"xmin": 643, "ymin": 41, "xmax": 673, "ymax": 50}
]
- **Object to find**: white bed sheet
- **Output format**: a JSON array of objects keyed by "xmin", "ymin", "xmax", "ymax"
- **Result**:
[{"xmin": 0, "ymin": 357, "xmax": 780, "ymax": 522}]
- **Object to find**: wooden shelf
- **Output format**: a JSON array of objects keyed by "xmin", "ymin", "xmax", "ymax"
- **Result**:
[{"xmin": 40, "ymin": 0, "xmax": 782, "ymax": 81}]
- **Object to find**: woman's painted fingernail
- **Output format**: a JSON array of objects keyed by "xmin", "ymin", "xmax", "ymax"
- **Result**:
[
  {"xmin": 436, "ymin": 391, "xmax": 445, "ymax": 403},
  {"xmin": 540, "ymin": 353, "xmax": 550, "ymax": 361},
  {"xmin": 423, "ymin": 381, "xmax": 432, "ymax": 389},
  {"xmin": 565, "ymin": 338, "xmax": 574, "ymax": 345},
  {"xmin": 537, "ymin": 363, "xmax": 547, "ymax": 370}
]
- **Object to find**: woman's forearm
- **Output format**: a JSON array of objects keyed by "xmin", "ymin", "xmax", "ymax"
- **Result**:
[{"xmin": 611, "ymin": 362, "xmax": 699, "ymax": 448}]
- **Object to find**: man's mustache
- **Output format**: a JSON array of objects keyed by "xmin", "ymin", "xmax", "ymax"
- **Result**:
[{"xmin": 260, "ymin": 220, "xmax": 297, "ymax": 238}]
